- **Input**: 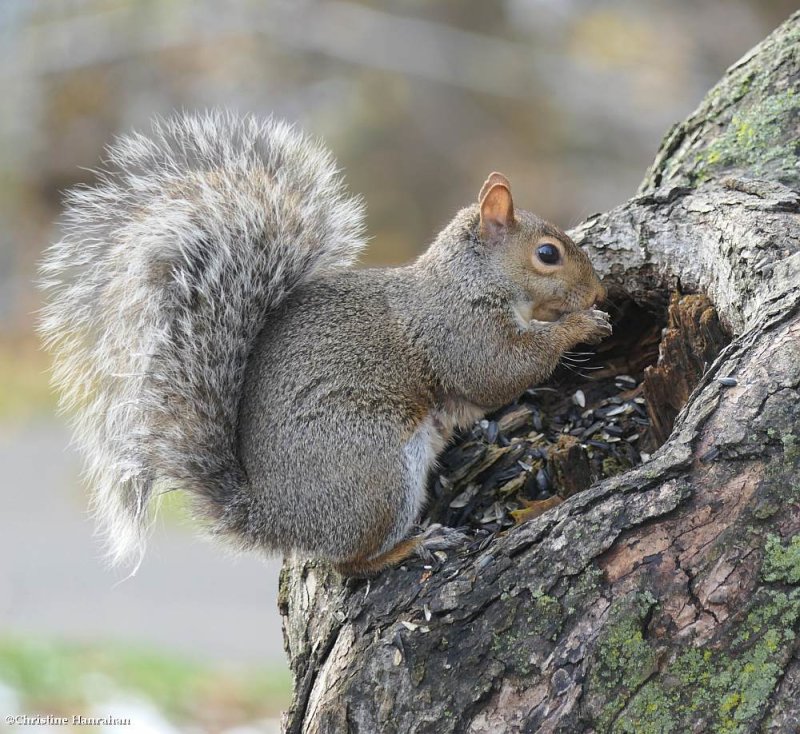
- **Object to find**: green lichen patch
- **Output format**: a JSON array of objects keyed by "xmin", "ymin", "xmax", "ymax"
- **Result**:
[
  {"xmin": 762, "ymin": 533, "xmax": 800, "ymax": 584},
  {"xmin": 585, "ymin": 591, "xmax": 659, "ymax": 729},
  {"xmin": 490, "ymin": 590, "xmax": 565, "ymax": 676},
  {"xmin": 693, "ymin": 89, "xmax": 799, "ymax": 183},
  {"xmin": 781, "ymin": 432, "xmax": 799, "ymax": 466},
  {"xmin": 560, "ymin": 564, "xmax": 604, "ymax": 618},
  {"xmin": 528, "ymin": 591, "xmax": 564, "ymax": 639},
  {"xmin": 611, "ymin": 589, "xmax": 800, "ymax": 734},
  {"xmin": 642, "ymin": 13, "xmax": 800, "ymax": 192}
]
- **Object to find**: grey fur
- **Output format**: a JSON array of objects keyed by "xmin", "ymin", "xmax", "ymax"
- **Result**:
[
  {"xmin": 40, "ymin": 112, "xmax": 609, "ymax": 571},
  {"xmin": 39, "ymin": 112, "xmax": 366, "ymax": 567}
]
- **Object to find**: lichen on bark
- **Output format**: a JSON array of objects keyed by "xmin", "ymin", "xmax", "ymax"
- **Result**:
[{"xmin": 614, "ymin": 589, "xmax": 800, "ymax": 734}]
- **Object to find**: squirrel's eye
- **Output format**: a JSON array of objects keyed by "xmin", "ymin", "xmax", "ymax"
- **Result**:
[{"xmin": 536, "ymin": 243, "xmax": 561, "ymax": 265}]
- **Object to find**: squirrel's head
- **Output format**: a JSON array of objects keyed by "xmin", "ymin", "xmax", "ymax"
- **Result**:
[{"xmin": 477, "ymin": 172, "xmax": 606, "ymax": 322}]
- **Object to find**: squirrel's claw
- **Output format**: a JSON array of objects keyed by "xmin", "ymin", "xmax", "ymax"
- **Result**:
[{"xmin": 562, "ymin": 308, "xmax": 613, "ymax": 345}]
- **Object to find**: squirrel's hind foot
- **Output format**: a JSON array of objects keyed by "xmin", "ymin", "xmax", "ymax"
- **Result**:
[
  {"xmin": 413, "ymin": 523, "xmax": 469, "ymax": 563},
  {"xmin": 333, "ymin": 524, "xmax": 468, "ymax": 578}
]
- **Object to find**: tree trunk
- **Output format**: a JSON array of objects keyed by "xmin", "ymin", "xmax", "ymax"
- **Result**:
[{"xmin": 280, "ymin": 13, "xmax": 800, "ymax": 733}]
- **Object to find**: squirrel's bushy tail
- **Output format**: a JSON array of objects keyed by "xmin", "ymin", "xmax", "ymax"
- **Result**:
[{"xmin": 39, "ymin": 112, "xmax": 366, "ymax": 567}]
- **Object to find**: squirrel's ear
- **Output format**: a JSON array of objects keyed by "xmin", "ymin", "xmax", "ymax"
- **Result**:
[
  {"xmin": 479, "ymin": 182, "xmax": 515, "ymax": 241},
  {"xmin": 478, "ymin": 172, "xmax": 511, "ymax": 204}
]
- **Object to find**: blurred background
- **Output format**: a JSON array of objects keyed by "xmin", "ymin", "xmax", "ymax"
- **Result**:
[{"xmin": 0, "ymin": 0, "xmax": 795, "ymax": 731}]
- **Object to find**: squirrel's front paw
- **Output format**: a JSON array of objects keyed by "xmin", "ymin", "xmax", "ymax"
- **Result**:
[{"xmin": 562, "ymin": 308, "xmax": 612, "ymax": 345}]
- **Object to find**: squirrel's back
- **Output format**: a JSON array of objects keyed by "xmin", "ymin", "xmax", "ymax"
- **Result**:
[{"xmin": 39, "ymin": 112, "xmax": 366, "ymax": 567}]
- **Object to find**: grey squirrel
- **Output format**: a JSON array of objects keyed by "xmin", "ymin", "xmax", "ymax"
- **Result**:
[{"xmin": 39, "ymin": 112, "xmax": 611, "ymax": 577}]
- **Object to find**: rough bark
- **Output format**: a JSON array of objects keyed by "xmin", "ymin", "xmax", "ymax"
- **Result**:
[{"xmin": 280, "ymin": 13, "xmax": 800, "ymax": 734}]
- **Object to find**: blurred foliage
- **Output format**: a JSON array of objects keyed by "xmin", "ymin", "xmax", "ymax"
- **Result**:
[
  {"xmin": 0, "ymin": 338, "xmax": 55, "ymax": 422},
  {"xmin": 0, "ymin": 635, "xmax": 291, "ymax": 729}
]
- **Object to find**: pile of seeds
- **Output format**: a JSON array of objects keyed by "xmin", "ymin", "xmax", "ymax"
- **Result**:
[{"xmin": 426, "ymin": 372, "xmax": 652, "ymax": 534}]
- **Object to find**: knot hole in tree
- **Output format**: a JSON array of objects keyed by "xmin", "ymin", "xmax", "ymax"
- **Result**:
[{"xmin": 426, "ymin": 285, "xmax": 731, "ymax": 540}]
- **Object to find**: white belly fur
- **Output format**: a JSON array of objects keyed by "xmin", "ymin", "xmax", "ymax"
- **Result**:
[{"xmin": 373, "ymin": 401, "xmax": 487, "ymax": 557}]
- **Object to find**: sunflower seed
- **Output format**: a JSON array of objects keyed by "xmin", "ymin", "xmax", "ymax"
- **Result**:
[
  {"xmin": 536, "ymin": 467, "xmax": 550, "ymax": 493},
  {"xmin": 449, "ymin": 483, "xmax": 479, "ymax": 508},
  {"xmin": 580, "ymin": 420, "xmax": 605, "ymax": 438}
]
